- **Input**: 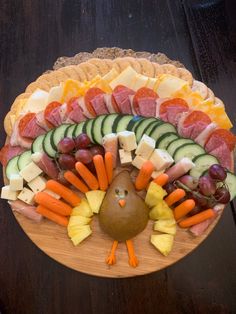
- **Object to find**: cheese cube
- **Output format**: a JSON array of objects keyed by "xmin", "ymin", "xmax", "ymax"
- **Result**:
[
  {"xmin": 17, "ymin": 187, "xmax": 35, "ymax": 205},
  {"xmin": 118, "ymin": 131, "xmax": 137, "ymax": 151},
  {"xmin": 19, "ymin": 162, "xmax": 42, "ymax": 182},
  {"xmin": 151, "ymin": 170, "xmax": 165, "ymax": 179},
  {"xmin": 149, "ymin": 149, "xmax": 174, "ymax": 171},
  {"xmin": 28, "ymin": 176, "xmax": 47, "ymax": 193},
  {"xmin": 43, "ymin": 189, "xmax": 61, "ymax": 200},
  {"xmin": 1, "ymin": 185, "xmax": 18, "ymax": 200},
  {"xmin": 135, "ymin": 134, "xmax": 155, "ymax": 159},
  {"xmin": 9, "ymin": 174, "xmax": 24, "ymax": 191},
  {"xmin": 132, "ymin": 155, "xmax": 147, "ymax": 170},
  {"xmin": 119, "ymin": 149, "xmax": 132, "ymax": 165}
]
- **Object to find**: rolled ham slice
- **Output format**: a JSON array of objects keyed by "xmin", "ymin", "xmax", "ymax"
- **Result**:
[
  {"xmin": 31, "ymin": 152, "xmax": 59, "ymax": 179},
  {"xmin": 166, "ymin": 158, "xmax": 195, "ymax": 182},
  {"xmin": 9, "ymin": 200, "xmax": 43, "ymax": 222},
  {"xmin": 46, "ymin": 107, "xmax": 62, "ymax": 127},
  {"xmin": 90, "ymin": 94, "xmax": 109, "ymax": 115},
  {"xmin": 195, "ymin": 123, "xmax": 217, "ymax": 146},
  {"xmin": 10, "ymin": 120, "xmax": 32, "ymax": 149},
  {"xmin": 77, "ymin": 97, "xmax": 94, "ymax": 118},
  {"xmin": 189, "ymin": 217, "xmax": 216, "ymax": 236},
  {"xmin": 155, "ymin": 98, "xmax": 170, "ymax": 118},
  {"xmin": 36, "ymin": 111, "xmax": 50, "ymax": 131},
  {"xmin": 104, "ymin": 94, "xmax": 116, "ymax": 113}
]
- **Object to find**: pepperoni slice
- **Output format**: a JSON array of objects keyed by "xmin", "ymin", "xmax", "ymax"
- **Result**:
[
  {"xmin": 183, "ymin": 110, "xmax": 211, "ymax": 127},
  {"xmin": 111, "ymin": 85, "xmax": 127, "ymax": 113},
  {"xmin": 159, "ymin": 98, "xmax": 189, "ymax": 115},
  {"xmin": 18, "ymin": 113, "xmax": 36, "ymax": 137},
  {"xmin": 84, "ymin": 87, "xmax": 104, "ymax": 117},
  {"xmin": 67, "ymin": 97, "xmax": 79, "ymax": 113},
  {"xmin": 0, "ymin": 144, "xmax": 9, "ymax": 166},
  {"xmin": 44, "ymin": 101, "xmax": 61, "ymax": 128},
  {"xmin": 133, "ymin": 87, "xmax": 158, "ymax": 114},
  {"xmin": 205, "ymin": 129, "xmax": 236, "ymax": 151}
]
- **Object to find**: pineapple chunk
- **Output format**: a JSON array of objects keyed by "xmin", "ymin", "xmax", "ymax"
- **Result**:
[
  {"xmin": 149, "ymin": 200, "xmax": 174, "ymax": 220},
  {"xmin": 70, "ymin": 225, "xmax": 92, "ymax": 246},
  {"xmin": 145, "ymin": 182, "xmax": 167, "ymax": 208},
  {"xmin": 68, "ymin": 215, "xmax": 91, "ymax": 227},
  {"xmin": 71, "ymin": 199, "xmax": 93, "ymax": 217},
  {"xmin": 151, "ymin": 234, "xmax": 174, "ymax": 256},
  {"xmin": 154, "ymin": 219, "xmax": 176, "ymax": 235},
  {"xmin": 86, "ymin": 190, "xmax": 106, "ymax": 214}
]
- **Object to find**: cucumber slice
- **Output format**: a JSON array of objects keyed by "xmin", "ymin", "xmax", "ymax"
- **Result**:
[
  {"xmin": 65, "ymin": 124, "xmax": 77, "ymax": 138},
  {"xmin": 73, "ymin": 121, "xmax": 86, "ymax": 138},
  {"xmin": 144, "ymin": 120, "xmax": 163, "ymax": 137},
  {"xmin": 190, "ymin": 154, "xmax": 219, "ymax": 178},
  {"xmin": 127, "ymin": 116, "xmax": 143, "ymax": 131},
  {"xmin": 92, "ymin": 115, "xmax": 107, "ymax": 144},
  {"xmin": 173, "ymin": 143, "xmax": 205, "ymax": 163},
  {"xmin": 43, "ymin": 129, "xmax": 57, "ymax": 158},
  {"xmin": 225, "ymin": 172, "xmax": 236, "ymax": 201},
  {"xmin": 31, "ymin": 134, "xmax": 45, "ymax": 153},
  {"xmin": 112, "ymin": 115, "xmax": 134, "ymax": 133},
  {"xmin": 83, "ymin": 118, "xmax": 95, "ymax": 143},
  {"xmin": 102, "ymin": 114, "xmax": 119, "ymax": 136},
  {"xmin": 51, "ymin": 124, "xmax": 72, "ymax": 150},
  {"xmin": 167, "ymin": 138, "xmax": 194, "ymax": 156},
  {"xmin": 134, "ymin": 118, "xmax": 157, "ymax": 142},
  {"xmin": 6, "ymin": 156, "xmax": 20, "ymax": 180},
  {"xmin": 156, "ymin": 132, "xmax": 179, "ymax": 150},
  {"xmin": 17, "ymin": 150, "xmax": 32, "ymax": 171},
  {"xmin": 149, "ymin": 122, "xmax": 177, "ymax": 142}
]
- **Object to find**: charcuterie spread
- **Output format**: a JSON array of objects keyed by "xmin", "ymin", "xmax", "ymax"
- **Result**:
[{"xmin": 1, "ymin": 55, "xmax": 236, "ymax": 273}]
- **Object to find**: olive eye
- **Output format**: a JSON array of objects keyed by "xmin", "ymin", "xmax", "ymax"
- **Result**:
[
  {"xmin": 124, "ymin": 190, "xmax": 128, "ymax": 196},
  {"xmin": 115, "ymin": 189, "xmax": 119, "ymax": 195}
]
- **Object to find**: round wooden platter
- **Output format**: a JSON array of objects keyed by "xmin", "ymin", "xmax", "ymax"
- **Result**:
[{"xmin": 13, "ymin": 207, "xmax": 221, "ymax": 278}]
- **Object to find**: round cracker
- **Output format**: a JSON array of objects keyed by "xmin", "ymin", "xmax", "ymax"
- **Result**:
[
  {"xmin": 58, "ymin": 65, "xmax": 81, "ymax": 81},
  {"xmin": 74, "ymin": 65, "xmax": 87, "ymax": 82},
  {"xmin": 137, "ymin": 58, "xmax": 155, "ymax": 77},
  {"xmin": 110, "ymin": 60, "xmax": 121, "ymax": 73},
  {"xmin": 177, "ymin": 68, "xmax": 193, "ymax": 85},
  {"xmin": 113, "ymin": 57, "xmax": 142, "ymax": 73},
  {"xmin": 207, "ymin": 88, "xmax": 215, "ymax": 102},
  {"xmin": 214, "ymin": 97, "xmax": 224, "ymax": 108},
  {"xmin": 160, "ymin": 63, "xmax": 178, "ymax": 76},
  {"xmin": 87, "ymin": 58, "xmax": 110, "ymax": 76},
  {"xmin": 191, "ymin": 80, "xmax": 208, "ymax": 99},
  {"xmin": 103, "ymin": 59, "xmax": 113, "ymax": 71},
  {"xmin": 11, "ymin": 93, "xmax": 30, "ymax": 112},
  {"xmin": 77, "ymin": 62, "xmax": 99, "ymax": 81},
  {"xmin": 152, "ymin": 62, "xmax": 164, "ymax": 77},
  {"xmin": 25, "ymin": 80, "xmax": 50, "ymax": 93},
  {"xmin": 4, "ymin": 111, "xmax": 13, "ymax": 136}
]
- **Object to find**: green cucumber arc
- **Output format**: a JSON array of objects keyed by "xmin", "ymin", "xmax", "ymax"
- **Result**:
[
  {"xmin": 167, "ymin": 138, "xmax": 194, "ymax": 156},
  {"xmin": 156, "ymin": 132, "xmax": 179, "ymax": 149},
  {"xmin": 173, "ymin": 143, "xmax": 205, "ymax": 163},
  {"xmin": 51, "ymin": 124, "xmax": 72, "ymax": 150},
  {"xmin": 17, "ymin": 150, "xmax": 32, "ymax": 171},
  {"xmin": 190, "ymin": 154, "xmax": 219, "ymax": 178},
  {"xmin": 43, "ymin": 129, "xmax": 57, "ymax": 158},
  {"xmin": 102, "ymin": 113, "xmax": 119, "ymax": 136},
  {"xmin": 31, "ymin": 134, "xmax": 45, "ymax": 154},
  {"xmin": 6, "ymin": 156, "xmax": 20, "ymax": 180}
]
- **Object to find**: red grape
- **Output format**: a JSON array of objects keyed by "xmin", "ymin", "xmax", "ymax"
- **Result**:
[
  {"xmin": 57, "ymin": 171, "xmax": 70, "ymax": 186},
  {"xmin": 58, "ymin": 154, "xmax": 76, "ymax": 170},
  {"xmin": 198, "ymin": 176, "xmax": 216, "ymax": 196},
  {"xmin": 214, "ymin": 187, "xmax": 230, "ymax": 204},
  {"xmin": 187, "ymin": 205, "xmax": 202, "ymax": 216},
  {"xmin": 75, "ymin": 149, "xmax": 93, "ymax": 164},
  {"xmin": 86, "ymin": 161, "xmax": 96, "ymax": 174},
  {"xmin": 189, "ymin": 192, "xmax": 208, "ymax": 208},
  {"xmin": 57, "ymin": 137, "xmax": 75, "ymax": 153},
  {"xmin": 90, "ymin": 145, "xmax": 105, "ymax": 157},
  {"xmin": 209, "ymin": 164, "xmax": 227, "ymax": 181},
  {"xmin": 75, "ymin": 133, "xmax": 91, "ymax": 149},
  {"xmin": 178, "ymin": 175, "xmax": 199, "ymax": 190},
  {"xmin": 163, "ymin": 183, "xmax": 175, "ymax": 194}
]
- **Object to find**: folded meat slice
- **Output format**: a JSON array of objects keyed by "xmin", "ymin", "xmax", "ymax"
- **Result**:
[
  {"xmin": 10, "ymin": 120, "xmax": 32, "ymax": 149},
  {"xmin": 189, "ymin": 216, "xmax": 216, "ymax": 236},
  {"xmin": 9, "ymin": 200, "xmax": 43, "ymax": 222},
  {"xmin": 159, "ymin": 98, "xmax": 189, "ymax": 126},
  {"xmin": 104, "ymin": 94, "xmax": 116, "ymax": 113},
  {"xmin": 0, "ymin": 144, "xmax": 26, "ymax": 166},
  {"xmin": 77, "ymin": 97, "xmax": 94, "ymax": 118},
  {"xmin": 155, "ymin": 98, "xmax": 170, "ymax": 118},
  {"xmin": 20, "ymin": 115, "xmax": 45, "ymax": 139},
  {"xmin": 137, "ymin": 97, "xmax": 157, "ymax": 117},
  {"xmin": 195, "ymin": 123, "xmax": 217, "ymax": 146},
  {"xmin": 207, "ymin": 142, "xmax": 231, "ymax": 169},
  {"xmin": 112, "ymin": 85, "xmax": 135, "ymax": 114},
  {"xmin": 36, "ymin": 111, "xmax": 50, "ymax": 131},
  {"xmin": 67, "ymin": 99, "xmax": 86, "ymax": 123},
  {"xmin": 32, "ymin": 152, "xmax": 59, "ymax": 179},
  {"xmin": 90, "ymin": 94, "xmax": 109, "ymax": 115},
  {"xmin": 46, "ymin": 106, "xmax": 62, "ymax": 127}
]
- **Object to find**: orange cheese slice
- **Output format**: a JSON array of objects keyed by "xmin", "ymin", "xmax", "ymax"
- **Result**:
[{"xmin": 61, "ymin": 79, "xmax": 82, "ymax": 103}]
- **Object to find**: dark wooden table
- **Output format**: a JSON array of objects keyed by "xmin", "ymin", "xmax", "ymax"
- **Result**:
[{"xmin": 0, "ymin": 1, "xmax": 236, "ymax": 313}]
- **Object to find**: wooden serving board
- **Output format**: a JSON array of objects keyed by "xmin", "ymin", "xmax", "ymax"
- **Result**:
[{"xmin": 13, "ymin": 209, "xmax": 221, "ymax": 278}]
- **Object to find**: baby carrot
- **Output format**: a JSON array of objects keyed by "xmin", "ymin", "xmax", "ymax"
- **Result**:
[
  {"xmin": 34, "ymin": 192, "xmax": 72, "ymax": 216},
  {"xmin": 75, "ymin": 162, "xmax": 99, "ymax": 190},
  {"xmin": 135, "ymin": 161, "xmax": 154, "ymax": 190},
  {"xmin": 165, "ymin": 188, "xmax": 186, "ymax": 206},
  {"xmin": 63, "ymin": 171, "xmax": 89, "ymax": 193},
  {"xmin": 93, "ymin": 155, "xmax": 108, "ymax": 191},
  {"xmin": 46, "ymin": 180, "xmax": 81, "ymax": 207},
  {"xmin": 36, "ymin": 205, "xmax": 69, "ymax": 227},
  {"xmin": 153, "ymin": 173, "xmax": 169, "ymax": 187},
  {"xmin": 179, "ymin": 209, "xmax": 215, "ymax": 228},
  {"xmin": 104, "ymin": 152, "xmax": 113, "ymax": 184},
  {"xmin": 174, "ymin": 199, "xmax": 196, "ymax": 221}
]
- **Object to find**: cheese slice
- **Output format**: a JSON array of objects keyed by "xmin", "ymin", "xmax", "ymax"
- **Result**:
[
  {"xmin": 131, "ymin": 74, "xmax": 149, "ymax": 91},
  {"xmin": 156, "ymin": 75, "xmax": 189, "ymax": 98},
  {"xmin": 109, "ymin": 66, "xmax": 137, "ymax": 90},
  {"xmin": 102, "ymin": 68, "xmax": 119, "ymax": 82},
  {"xmin": 47, "ymin": 84, "xmax": 63, "ymax": 104},
  {"xmin": 9, "ymin": 174, "xmax": 24, "ymax": 191},
  {"xmin": 28, "ymin": 176, "xmax": 47, "ymax": 193},
  {"xmin": 19, "ymin": 162, "xmax": 43, "ymax": 182},
  {"xmin": 146, "ymin": 77, "xmax": 158, "ymax": 90},
  {"xmin": 135, "ymin": 134, "xmax": 155, "ymax": 159},
  {"xmin": 22, "ymin": 89, "xmax": 49, "ymax": 113},
  {"xmin": 132, "ymin": 155, "xmax": 147, "ymax": 169},
  {"xmin": 60, "ymin": 79, "xmax": 81, "ymax": 103},
  {"xmin": 17, "ymin": 187, "xmax": 35, "ymax": 205}
]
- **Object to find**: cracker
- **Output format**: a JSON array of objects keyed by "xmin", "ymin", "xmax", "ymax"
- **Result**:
[
  {"xmin": 177, "ymin": 68, "xmax": 193, "ymax": 85},
  {"xmin": 152, "ymin": 62, "xmax": 164, "ymax": 77},
  {"xmin": 191, "ymin": 80, "xmax": 208, "ymax": 99},
  {"xmin": 137, "ymin": 58, "xmax": 155, "ymax": 77},
  {"xmin": 11, "ymin": 93, "xmax": 30, "ymax": 112},
  {"xmin": 25, "ymin": 81, "xmax": 49, "ymax": 93},
  {"xmin": 214, "ymin": 97, "xmax": 224, "ymax": 108},
  {"xmin": 87, "ymin": 58, "xmax": 110, "ymax": 76},
  {"xmin": 103, "ymin": 59, "xmax": 113, "ymax": 71},
  {"xmin": 160, "ymin": 64, "xmax": 178, "ymax": 77},
  {"xmin": 110, "ymin": 60, "xmax": 121, "ymax": 73},
  {"xmin": 77, "ymin": 62, "xmax": 99, "ymax": 81},
  {"xmin": 58, "ymin": 65, "xmax": 81, "ymax": 80},
  {"xmin": 207, "ymin": 88, "xmax": 215, "ymax": 102},
  {"xmin": 74, "ymin": 65, "xmax": 87, "ymax": 82},
  {"xmin": 4, "ymin": 111, "xmax": 14, "ymax": 136},
  {"xmin": 113, "ymin": 57, "xmax": 142, "ymax": 74}
]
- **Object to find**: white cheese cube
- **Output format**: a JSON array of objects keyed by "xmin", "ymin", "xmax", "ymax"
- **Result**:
[
  {"xmin": 135, "ymin": 134, "xmax": 155, "ymax": 159},
  {"xmin": 118, "ymin": 131, "xmax": 137, "ymax": 151},
  {"xmin": 19, "ymin": 162, "xmax": 42, "ymax": 182},
  {"xmin": 151, "ymin": 170, "xmax": 165, "ymax": 179},
  {"xmin": 9, "ymin": 174, "xmax": 24, "ymax": 191},
  {"xmin": 28, "ymin": 176, "xmax": 47, "ymax": 193},
  {"xmin": 1, "ymin": 186, "xmax": 18, "ymax": 200},
  {"xmin": 43, "ymin": 189, "xmax": 61, "ymax": 200},
  {"xmin": 119, "ymin": 149, "xmax": 132, "ymax": 165},
  {"xmin": 17, "ymin": 187, "xmax": 35, "ymax": 205},
  {"xmin": 132, "ymin": 155, "xmax": 147, "ymax": 170},
  {"xmin": 149, "ymin": 149, "xmax": 174, "ymax": 171}
]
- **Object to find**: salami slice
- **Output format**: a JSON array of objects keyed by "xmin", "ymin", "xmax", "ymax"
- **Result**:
[
  {"xmin": 111, "ymin": 85, "xmax": 134, "ymax": 114},
  {"xmin": 208, "ymin": 142, "xmax": 232, "ymax": 169},
  {"xmin": 44, "ymin": 101, "xmax": 62, "ymax": 128},
  {"xmin": 159, "ymin": 98, "xmax": 189, "ymax": 126},
  {"xmin": 205, "ymin": 129, "xmax": 236, "ymax": 152},
  {"xmin": 67, "ymin": 97, "xmax": 86, "ymax": 123},
  {"xmin": 137, "ymin": 97, "xmax": 157, "ymax": 117},
  {"xmin": 0, "ymin": 144, "xmax": 25, "ymax": 166},
  {"xmin": 133, "ymin": 87, "xmax": 158, "ymax": 115},
  {"xmin": 20, "ymin": 114, "xmax": 45, "ymax": 139},
  {"xmin": 90, "ymin": 94, "xmax": 109, "ymax": 115},
  {"xmin": 84, "ymin": 87, "xmax": 105, "ymax": 117}
]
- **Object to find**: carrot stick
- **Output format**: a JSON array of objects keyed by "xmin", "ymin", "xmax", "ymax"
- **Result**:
[
  {"xmin": 63, "ymin": 171, "xmax": 89, "ymax": 193},
  {"xmin": 93, "ymin": 155, "xmax": 108, "ymax": 191},
  {"xmin": 153, "ymin": 173, "xmax": 169, "ymax": 187},
  {"xmin": 104, "ymin": 152, "xmax": 113, "ymax": 184},
  {"xmin": 46, "ymin": 180, "xmax": 81, "ymax": 207},
  {"xmin": 174, "ymin": 199, "xmax": 196, "ymax": 221},
  {"xmin": 165, "ymin": 188, "xmax": 186, "ymax": 206},
  {"xmin": 135, "ymin": 161, "xmax": 154, "ymax": 190},
  {"xmin": 36, "ymin": 205, "xmax": 69, "ymax": 227},
  {"xmin": 126, "ymin": 239, "xmax": 138, "ymax": 267},
  {"xmin": 75, "ymin": 162, "xmax": 99, "ymax": 190},
  {"xmin": 179, "ymin": 209, "xmax": 215, "ymax": 228},
  {"xmin": 34, "ymin": 192, "xmax": 72, "ymax": 216}
]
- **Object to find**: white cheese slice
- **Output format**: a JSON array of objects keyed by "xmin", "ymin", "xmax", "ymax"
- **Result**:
[
  {"xmin": 43, "ymin": 189, "xmax": 61, "ymax": 200},
  {"xmin": 119, "ymin": 149, "xmax": 132, "ymax": 165},
  {"xmin": 17, "ymin": 187, "xmax": 35, "ymax": 205},
  {"xmin": 132, "ymin": 155, "xmax": 147, "ymax": 170},
  {"xmin": 118, "ymin": 131, "xmax": 137, "ymax": 151},
  {"xmin": 102, "ymin": 68, "xmax": 119, "ymax": 82},
  {"xmin": 22, "ymin": 89, "xmax": 49, "ymax": 113},
  {"xmin": 19, "ymin": 162, "xmax": 43, "ymax": 182},
  {"xmin": 149, "ymin": 149, "xmax": 174, "ymax": 171},
  {"xmin": 109, "ymin": 66, "xmax": 137, "ymax": 90},
  {"xmin": 1, "ymin": 186, "xmax": 18, "ymax": 201},
  {"xmin": 9, "ymin": 174, "xmax": 24, "ymax": 191},
  {"xmin": 135, "ymin": 134, "xmax": 155, "ymax": 159},
  {"xmin": 47, "ymin": 84, "xmax": 63, "ymax": 104},
  {"xmin": 28, "ymin": 176, "xmax": 47, "ymax": 193},
  {"xmin": 156, "ymin": 75, "xmax": 188, "ymax": 98},
  {"xmin": 146, "ymin": 77, "xmax": 158, "ymax": 89},
  {"xmin": 132, "ymin": 74, "xmax": 149, "ymax": 91}
]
